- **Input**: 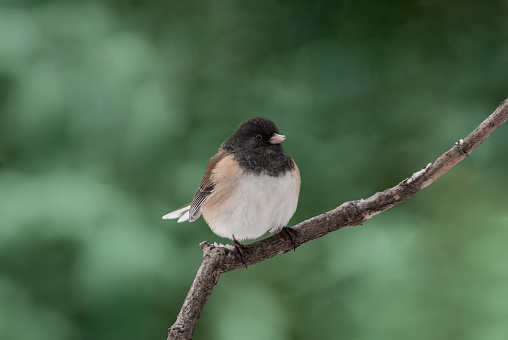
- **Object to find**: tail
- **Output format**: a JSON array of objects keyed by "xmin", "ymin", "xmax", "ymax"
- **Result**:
[{"xmin": 162, "ymin": 204, "xmax": 191, "ymax": 223}]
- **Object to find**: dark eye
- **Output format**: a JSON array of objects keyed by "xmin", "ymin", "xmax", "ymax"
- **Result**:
[{"xmin": 254, "ymin": 134, "xmax": 263, "ymax": 140}]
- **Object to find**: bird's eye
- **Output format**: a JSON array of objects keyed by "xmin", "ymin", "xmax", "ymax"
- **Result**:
[{"xmin": 254, "ymin": 134, "xmax": 263, "ymax": 140}]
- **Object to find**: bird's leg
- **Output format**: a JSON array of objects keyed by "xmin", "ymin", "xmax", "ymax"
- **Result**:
[
  {"xmin": 279, "ymin": 227, "xmax": 299, "ymax": 252},
  {"xmin": 232, "ymin": 234, "xmax": 248, "ymax": 269}
]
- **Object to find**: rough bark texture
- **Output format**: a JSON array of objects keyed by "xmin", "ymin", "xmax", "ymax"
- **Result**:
[{"xmin": 167, "ymin": 98, "xmax": 508, "ymax": 340}]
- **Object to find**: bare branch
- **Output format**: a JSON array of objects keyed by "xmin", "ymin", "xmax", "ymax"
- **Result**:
[{"xmin": 167, "ymin": 98, "xmax": 508, "ymax": 340}]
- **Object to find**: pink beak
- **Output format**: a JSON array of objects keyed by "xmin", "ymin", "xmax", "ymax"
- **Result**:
[{"xmin": 269, "ymin": 133, "xmax": 286, "ymax": 144}]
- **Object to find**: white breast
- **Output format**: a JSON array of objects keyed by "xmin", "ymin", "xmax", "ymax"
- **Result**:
[{"xmin": 203, "ymin": 171, "xmax": 299, "ymax": 241}]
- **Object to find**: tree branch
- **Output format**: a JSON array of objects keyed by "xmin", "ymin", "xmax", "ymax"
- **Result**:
[{"xmin": 167, "ymin": 98, "xmax": 508, "ymax": 340}]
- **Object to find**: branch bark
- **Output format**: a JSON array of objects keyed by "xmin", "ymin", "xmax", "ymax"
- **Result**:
[{"xmin": 167, "ymin": 98, "xmax": 508, "ymax": 340}]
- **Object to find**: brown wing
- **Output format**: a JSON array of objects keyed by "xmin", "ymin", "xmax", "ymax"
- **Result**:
[{"xmin": 189, "ymin": 150, "xmax": 226, "ymax": 222}]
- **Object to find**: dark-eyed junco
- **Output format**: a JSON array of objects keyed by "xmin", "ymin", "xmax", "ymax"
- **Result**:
[{"xmin": 163, "ymin": 117, "xmax": 300, "ymax": 257}]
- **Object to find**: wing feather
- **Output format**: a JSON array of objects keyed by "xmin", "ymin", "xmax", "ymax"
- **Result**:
[{"xmin": 188, "ymin": 151, "xmax": 226, "ymax": 222}]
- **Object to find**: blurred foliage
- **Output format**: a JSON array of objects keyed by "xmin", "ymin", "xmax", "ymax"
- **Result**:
[{"xmin": 1, "ymin": 0, "xmax": 508, "ymax": 339}]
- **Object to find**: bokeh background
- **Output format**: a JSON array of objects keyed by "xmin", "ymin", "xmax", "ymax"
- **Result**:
[{"xmin": 1, "ymin": 1, "xmax": 508, "ymax": 339}]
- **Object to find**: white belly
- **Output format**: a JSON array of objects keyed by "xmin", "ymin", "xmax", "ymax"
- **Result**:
[{"xmin": 203, "ymin": 171, "xmax": 299, "ymax": 241}]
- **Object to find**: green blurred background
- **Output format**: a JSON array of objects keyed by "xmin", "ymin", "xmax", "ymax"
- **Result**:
[{"xmin": 1, "ymin": 0, "xmax": 508, "ymax": 339}]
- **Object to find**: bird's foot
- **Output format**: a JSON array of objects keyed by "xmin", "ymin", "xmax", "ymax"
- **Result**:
[
  {"xmin": 232, "ymin": 235, "xmax": 248, "ymax": 269},
  {"xmin": 279, "ymin": 227, "xmax": 299, "ymax": 251}
]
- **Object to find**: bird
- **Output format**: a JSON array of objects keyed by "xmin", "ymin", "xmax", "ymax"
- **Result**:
[{"xmin": 163, "ymin": 117, "xmax": 300, "ymax": 264}]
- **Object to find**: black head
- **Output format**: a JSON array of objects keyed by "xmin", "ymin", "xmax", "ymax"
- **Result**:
[
  {"xmin": 222, "ymin": 117, "xmax": 294, "ymax": 176},
  {"xmin": 222, "ymin": 117, "xmax": 283, "ymax": 152}
]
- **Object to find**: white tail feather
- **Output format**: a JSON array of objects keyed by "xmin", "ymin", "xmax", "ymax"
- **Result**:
[
  {"xmin": 177, "ymin": 211, "xmax": 190, "ymax": 223},
  {"xmin": 163, "ymin": 205, "xmax": 191, "ymax": 222}
]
